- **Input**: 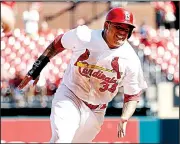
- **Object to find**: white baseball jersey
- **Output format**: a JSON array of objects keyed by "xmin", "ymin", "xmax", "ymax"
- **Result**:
[{"xmin": 58, "ymin": 25, "xmax": 147, "ymax": 105}]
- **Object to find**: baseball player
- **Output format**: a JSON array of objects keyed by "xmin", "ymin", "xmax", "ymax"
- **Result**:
[{"xmin": 18, "ymin": 7, "xmax": 147, "ymax": 143}]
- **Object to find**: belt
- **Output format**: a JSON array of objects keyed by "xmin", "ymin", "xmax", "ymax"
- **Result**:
[{"xmin": 83, "ymin": 101, "xmax": 107, "ymax": 110}]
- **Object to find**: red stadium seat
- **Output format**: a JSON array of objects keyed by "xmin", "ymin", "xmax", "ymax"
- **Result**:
[
  {"xmin": 169, "ymin": 57, "xmax": 177, "ymax": 66},
  {"xmin": 161, "ymin": 62, "xmax": 168, "ymax": 71},
  {"xmin": 157, "ymin": 46, "xmax": 165, "ymax": 57},
  {"xmin": 167, "ymin": 65, "xmax": 175, "ymax": 74},
  {"xmin": 163, "ymin": 51, "xmax": 171, "ymax": 62}
]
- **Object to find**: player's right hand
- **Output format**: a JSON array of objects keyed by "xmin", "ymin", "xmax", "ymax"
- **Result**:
[
  {"xmin": 117, "ymin": 118, "xmax": 127, "ymax": 138},
  {"xmin": 18, "ymin": 75, "xmax": 39, "ymax": 90}
]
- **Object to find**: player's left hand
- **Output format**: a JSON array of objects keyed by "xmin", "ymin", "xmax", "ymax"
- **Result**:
[{"xmin": 117, "ymin": 118, "xmax": 128, "ymax": 138}]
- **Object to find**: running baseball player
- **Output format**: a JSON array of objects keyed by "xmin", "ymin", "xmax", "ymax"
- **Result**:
[{"xmin": 18, "ymin": 7, "xmax": 147, "ymax": 143}]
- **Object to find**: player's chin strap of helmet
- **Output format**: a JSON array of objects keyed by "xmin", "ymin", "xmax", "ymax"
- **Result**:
[{"xmin": 28, "ymin": 55, "xmax": 50, "ymax": 80}]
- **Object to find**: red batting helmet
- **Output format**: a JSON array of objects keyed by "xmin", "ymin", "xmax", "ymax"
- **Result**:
[{"xmin": 105, "ymin": 7, "xmax": 135, "ymax": 38}]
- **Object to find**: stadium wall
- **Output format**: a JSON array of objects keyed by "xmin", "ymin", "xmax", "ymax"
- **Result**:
[{"xmin": 1, "ymin": 117, "xmax": 179, "ymax": 143}]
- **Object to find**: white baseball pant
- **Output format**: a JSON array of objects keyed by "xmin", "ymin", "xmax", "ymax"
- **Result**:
[{"xmin": 49, "ymin": 84, "xmax": 106, "ymax": 143}]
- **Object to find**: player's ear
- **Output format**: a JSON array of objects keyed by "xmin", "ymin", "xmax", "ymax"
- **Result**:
[{"xmin": 104, "ymin": 21, "xmax": 109, "ymax": 30}]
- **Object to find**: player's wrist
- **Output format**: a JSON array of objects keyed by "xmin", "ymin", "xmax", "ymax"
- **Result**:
[
  {"xmin": 120, "ymin": 117, "xmax": 128, "ymax": 123},
  {"xmin": 28, "ymin": 55, "xmax": 50, "ymax": 80}
]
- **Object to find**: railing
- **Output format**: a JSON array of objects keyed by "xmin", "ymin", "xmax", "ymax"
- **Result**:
[{"xmin": 43, "ymin": 1, "xmax": 111, "ymax": 29}]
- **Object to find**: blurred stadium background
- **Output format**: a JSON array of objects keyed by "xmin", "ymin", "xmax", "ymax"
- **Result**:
[{"xmin": 1, "ymin": 1, "xmax": 179, "ymax": 143}]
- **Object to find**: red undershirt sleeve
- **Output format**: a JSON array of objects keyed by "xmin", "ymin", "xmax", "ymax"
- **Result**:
[
  {"xmin": 53, "ymin": 34, "xmax": 65, "ymax": 52},
  {"xmin": 124, "ymin": 91, "xmax": 142, "ymax": 103}
]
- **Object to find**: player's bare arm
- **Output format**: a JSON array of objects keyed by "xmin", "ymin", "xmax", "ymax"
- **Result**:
[
  {"xmin": 121, "ymin": 100, "xmax": 138, "ymax": 120},
  {"xmin": 43, "ymin": 34, "xmax": 65, "ymax": 59},
  {"xmin": 117, "ymin": 100, "xmax": 138, "ymax": 138},
  {"xmin": 42, "ymin": 43, "xmax": 60, "ymax": 59},
  {"xmin": 117, "ymin": 90, "xmax": 141, "ymax": 138},
  {"xmin": 18, "ymin": 34, "xmax": 65, "ymax": 89}
]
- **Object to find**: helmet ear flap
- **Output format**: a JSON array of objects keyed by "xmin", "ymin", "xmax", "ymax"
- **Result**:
[{"xmin": 128, "ymin": 28, "xmax": 134, "ymax": 39}]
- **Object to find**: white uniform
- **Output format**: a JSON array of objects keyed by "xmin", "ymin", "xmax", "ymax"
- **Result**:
[{"xmin": 50, "ymin": 25, "xmax": 147, "ymax": 143}]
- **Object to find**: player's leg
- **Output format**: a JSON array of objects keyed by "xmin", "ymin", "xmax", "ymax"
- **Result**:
[
  {"xmin": 72, "ymin": 103, "xmax": 106, "ymax": 143},
  {"xmin": 49, "ymin": 85, "xmax": 81, "ymax": 143}
]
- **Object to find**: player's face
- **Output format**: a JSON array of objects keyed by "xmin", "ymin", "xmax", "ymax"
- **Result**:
[{"xmin": 105, "ymin": 22, "xmax": 131, "ymax": 48}]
